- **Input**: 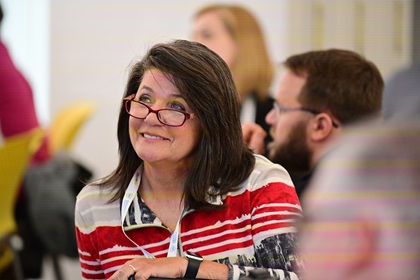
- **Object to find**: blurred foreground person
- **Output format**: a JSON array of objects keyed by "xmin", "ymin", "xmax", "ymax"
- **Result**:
[{"xmin": 299, "ymin": 117, "xmax": 420, "ymax": 279}]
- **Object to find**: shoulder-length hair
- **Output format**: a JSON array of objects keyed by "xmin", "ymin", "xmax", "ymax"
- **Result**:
[
  {"xmin": 97, "ymin": 40, "xmax": 255, "ymax": 210},
  {"xmin": 195, "ymin": 4, "xmax": 274, "ymax": 101}
]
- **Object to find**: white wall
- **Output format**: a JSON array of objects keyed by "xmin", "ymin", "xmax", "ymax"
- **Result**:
[
  {"xmin": 286, "ymin": 0, "xmax": 413, "ymax": 80},
  {"xmin": 1, "ymin": 0, "xmax": 50, "ymax": 125}
]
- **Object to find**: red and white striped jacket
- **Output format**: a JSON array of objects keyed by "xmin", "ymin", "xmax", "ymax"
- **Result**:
[{"xmin": 75, "ymin": 154, "xmax": 303, "ymax": 279}]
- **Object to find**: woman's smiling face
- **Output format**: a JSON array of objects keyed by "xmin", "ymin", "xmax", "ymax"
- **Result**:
[{"xmin": 128, "ymin": 68, "xmax": 201, "ymax": 166}]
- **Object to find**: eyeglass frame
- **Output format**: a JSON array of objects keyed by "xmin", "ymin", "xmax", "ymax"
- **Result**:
[
  {"xmin": 273, "ymin": 102, "xmax": 339, "ymax": 128},
  {"xmin": 123, "ymin": 95, "xmax": 195, "ymax": 127}
]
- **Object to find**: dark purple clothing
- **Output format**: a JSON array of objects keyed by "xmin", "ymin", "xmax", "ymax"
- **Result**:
[{"xmin": 0, "ymin": 40, "xmax": 49, "ymax": 163}]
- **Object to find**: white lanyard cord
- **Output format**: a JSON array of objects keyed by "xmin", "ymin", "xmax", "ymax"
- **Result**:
[{"xmin": 121, "ymin": 165, "xmax": 183, "ymax": 258}]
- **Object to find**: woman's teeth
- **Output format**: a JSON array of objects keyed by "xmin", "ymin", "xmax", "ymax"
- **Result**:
[{"xmin": 143, "ymin": 133, "xmax": 165, "ymax": 140}]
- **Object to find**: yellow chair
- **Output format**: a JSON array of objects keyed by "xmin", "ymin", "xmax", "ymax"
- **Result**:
[
  {"xmin": 0, "ymin": 128, "xmax": 44, "ymax": 279},
  {"xmin": 49, "ymin": 101, "xmax": 95, "ymax": 154}
]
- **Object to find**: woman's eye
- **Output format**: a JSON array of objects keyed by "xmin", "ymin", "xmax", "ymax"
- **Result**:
[
  {"xmin": 170, "ymin": 102, "xmax": 185, "ymax": 111},
  {"xmin": 139, "ymin": 95, "xmax": 152, "ymax": 103}
]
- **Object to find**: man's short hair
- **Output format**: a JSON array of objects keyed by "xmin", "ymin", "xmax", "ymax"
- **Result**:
[{"xmin": 284, "ymin": 49, "xmax": 384, "ymax": 125}]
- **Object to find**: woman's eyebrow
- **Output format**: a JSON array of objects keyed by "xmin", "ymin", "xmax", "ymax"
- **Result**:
[
  {"xmin": 138, "ymin": 85, "xmax": 153, "ymax": 92},
  {"xmin": 139, "ymin": 85, "xmax": 183, "ymax": 99}
]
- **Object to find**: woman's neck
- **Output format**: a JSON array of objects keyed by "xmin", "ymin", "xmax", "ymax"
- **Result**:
[
  {"xmin": 140, "ymin": 162, "xmax": 188, "ymax": 197},
  {"xmin": 139, "ymin": 164, "xmax": 187, "ymax": 231}
]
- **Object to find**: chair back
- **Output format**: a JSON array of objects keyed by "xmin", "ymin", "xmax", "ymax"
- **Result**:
[
  {"xmin": 0, "ymin": 128, "xmax": 44, "ymax": 273},
  {"xmin": 49, "ymin": 101, "xmax": 95, "ymax": 154},
  {"xmin": 0, "ymin": 128, "xmax": 44, "ymax": 235}
]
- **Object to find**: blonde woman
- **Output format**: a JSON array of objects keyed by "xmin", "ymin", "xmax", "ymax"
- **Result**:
[{"xmin": 192, "ymin": 4, "xmax": 274, "ymax": 152}]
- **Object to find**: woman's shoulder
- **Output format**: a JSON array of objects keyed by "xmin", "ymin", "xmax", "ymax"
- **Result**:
[
  {"xmin": 253, "ymin": 154, "xmax": 287, "ymax": 172},
  {"xmin": 76, "ymin": 182, "xmax": 119, "ymax": 209},
  {"xmin": 249, "ymin": 154, "xmax": 294, "ymax": 187},
  {"xmin": 230, "ymin": 154, "xmax": 299, "ymax": 207},
  {"xmin": 75, "ymin": 182, "xmax": 121, "ymax": 233},
  {"xmin": 75, "ymin": 182, "xmax": 121, "ymax": 230}
]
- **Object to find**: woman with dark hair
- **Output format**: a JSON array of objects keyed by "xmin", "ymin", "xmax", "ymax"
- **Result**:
[{"xmin": 75, "ymin": 40, "xmax": 302, "ymax": 280}]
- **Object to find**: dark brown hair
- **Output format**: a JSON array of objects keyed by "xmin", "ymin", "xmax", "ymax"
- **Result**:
[
  {"xmin": 97, "ymin": 40, "xmax": 255, "ymax": 210},
  {"xmin": 284, "ymin": 49, "xmax": 384, "ymax": 124}
]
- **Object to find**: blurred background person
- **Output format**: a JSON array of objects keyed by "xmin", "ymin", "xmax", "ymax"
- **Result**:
[
  {"xmin": 191, "ymin": 4, "xmax": 275, "ymax": 153},
  {"xmin": 0, "ymin": 3, "xmax": 49, "ymax": 161},
  {"xmin": 0, "ymin": 2, "xmax": 52, "ymax": 278},
  {"xmin": 243, "ymin": 49, "xmax": 384, "ymax": 199}
]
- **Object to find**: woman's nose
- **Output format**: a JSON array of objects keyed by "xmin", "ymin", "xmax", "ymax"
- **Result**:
[{"xmin": 143, "ymin": 110, "xmax": 162, "ymax": 126}]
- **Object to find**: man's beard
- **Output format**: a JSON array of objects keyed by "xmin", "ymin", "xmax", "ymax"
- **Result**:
[{"xmin": 269, "ymin": 121, "xmax": 313, "ymax": 175}]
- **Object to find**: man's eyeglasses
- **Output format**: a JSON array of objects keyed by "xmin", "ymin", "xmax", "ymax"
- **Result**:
[
  {"xmin": 124, "ymin": 96, "xmax": 194, "ymax": 127},
  {"xmin": 273, "ymin": 103, "xmax": 339, "ymax": 128}
]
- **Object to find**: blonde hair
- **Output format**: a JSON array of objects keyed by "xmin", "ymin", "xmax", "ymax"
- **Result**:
[{"xmin": 195, "ymin": 4, "xmax": 274, "ymax": 101}]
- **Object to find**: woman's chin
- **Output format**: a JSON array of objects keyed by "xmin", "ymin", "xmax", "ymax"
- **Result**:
[{"xmin": 137, "ymin": 153, "xmax": 162, "ymax": 163}]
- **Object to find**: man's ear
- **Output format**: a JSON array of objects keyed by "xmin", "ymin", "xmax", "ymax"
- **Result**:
[{"xmin": 309, "ymin": 113, "xmax": 336, "ymax": 141}]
